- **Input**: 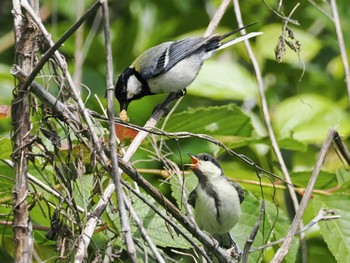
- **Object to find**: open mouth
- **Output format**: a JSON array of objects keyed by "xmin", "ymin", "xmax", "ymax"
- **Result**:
[{"xmin": 187, "ymin": 154, "xmax": 199, "ymax": 170}]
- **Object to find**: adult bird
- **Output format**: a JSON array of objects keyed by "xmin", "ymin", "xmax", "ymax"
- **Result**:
[
  {"xmin": 187, "ymin": 153, "xmax": 244, "ymax": 253},
  {"xmin": 115, "ymin": 26, "xmax": 262, "ymax": 121}
]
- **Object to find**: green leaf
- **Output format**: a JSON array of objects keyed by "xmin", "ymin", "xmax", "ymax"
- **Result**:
[
  {"xmin": 0, "ymin": 137, "xmax": 12, "ymax": 159},
  {"xmin": 256, "ymin": 24, "xmax": 321, "ymax": 63},
  {"xmin": 277, "ymin": 137, "xmax": 307, "ymax": 152},
  {"xmin": 161, "ymin": 104, "xmax": 253, "ymax": 137},
  {"xmin": 234, "ymin": 195, "xmax": 298, "ymax": 262},
  {"xmin": 188, "ymin": 60, "xmax": 258, "ymax": 100},
  {"xmin": 111, "ymin": 191, "xmax": 192, "ymax": 249},
  {"xmin": 313, "ymin": 194, "xmax": 350, "ymax": 262},
  {"xmin": 273, "ymin": 94, "xmax": 350, "ymax": 143},
  {"xmin": 291, "ymin": 171, "xmax": 338, "ymax": 190},
  {"xmin": 225, "ymin": 136, "xmax": 307, "ymax": 151}
]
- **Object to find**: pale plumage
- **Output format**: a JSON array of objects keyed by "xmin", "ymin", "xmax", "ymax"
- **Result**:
[{"xmin": 187, "ymin": 153, "xmax": 244, "ymax": 248}]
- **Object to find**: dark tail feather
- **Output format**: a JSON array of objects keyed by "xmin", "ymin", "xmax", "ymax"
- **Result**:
[{"xmin": 219, "ymin": 22, "xmax": 259, "ymax": 41}]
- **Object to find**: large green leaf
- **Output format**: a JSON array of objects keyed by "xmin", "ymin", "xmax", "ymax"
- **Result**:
[
  {"xmin": 110, "ymin": 191, "xmax": 192, "ymax": 249},
  {"xmin": 188, "ymin": 60, "xmax": 258, "ymax": 100},
  {"xmin": 161, "ymin": 104, "xmax": 253, "ymax": 137},
  {"xmin": 291, "ymin": 171, "xmax": 338, "ymax": 190},
  {"xmin": 273, "ymin": 94, "xmax": 350, "ymax": 143},
  {"xmin": 313, "ymin": 194, "xmax": 350, "ymax": 262}
]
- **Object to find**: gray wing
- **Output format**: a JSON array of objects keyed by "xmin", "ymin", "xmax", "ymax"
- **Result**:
[
  {"xmin": 188, "ymin": 188, "xmax": 197, "ymax": 208},
  {"xmin": 153, "ymin": 37, "xmax": 206, "ymax": 76},
  {"xmin": 230, "ymin": 180, "xmax": 245, "ymax": 204}
]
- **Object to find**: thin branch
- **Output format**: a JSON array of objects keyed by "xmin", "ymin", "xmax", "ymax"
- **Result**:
[
  {"xmin": 19, "ymin": 0, "xmax": 102, "ymax": 93},
  {"xmin": 102, "ymin": 1, "xmax": 137, "ymax": 261},
  {"xmin": 1, "ymin": 159, "xmax": 85, "ymax": 213},
  {"xmin": 123, "ymin": 195, "xmax": 166, "ymax": 263},
  {"xmin": 122, "ymin": 182, "xmax": 211, "ymax": 262},
  {"xmin": 271, "ymin": 129, "xmax": 337, "ymax": 262},
  {"xmin": 242, "ymin": 201, "xmax": 265, "ymax": 263},
  {"xmin": 252, "ymin": 208, "xmax": 340, "ymax": 252},
  {"xmin": 329, "ymin": 0, "xmax": 350, "ymax": 106},
  {"xmin": 232, "ymin": 0, "xmax": 307, "ymax": 260},
  {"xmin": 204, "ymin": 0, "xmax": 231, "ymax": 37}
]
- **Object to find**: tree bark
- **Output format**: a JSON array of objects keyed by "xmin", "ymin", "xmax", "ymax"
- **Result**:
[{"xmin": 11, "ymin": 0, "xmax": 40, "ymax": 261}]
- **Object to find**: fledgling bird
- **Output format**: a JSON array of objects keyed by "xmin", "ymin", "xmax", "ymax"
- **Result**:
[
  {"xmin": 187, "ymin": 153, "xmax": 244, "ymax": 251},
  {"xmin": 115, "ymin": 27, "xmax": 262, "ymax": 121}
]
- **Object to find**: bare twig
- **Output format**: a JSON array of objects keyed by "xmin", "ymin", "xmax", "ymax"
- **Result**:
[
  {"xmin": 329, "ymin": 0, "xmax": 350, "ymax": 106},
  {"xmin": 123, "ymin": 195, "xmax": 166, "ymax": 263},
  {"xmin": 232, "ymin": 0, "xmax": 308, "ymax": 260},
  {"xmin": 242, "ymin": 201, "xmax": 265, "ymax": 263},
  {"xmin": 1, "ymin": 159, "xmax": 85, "ymax": 213},
  {"xmin": 102, "ymin": 1, "xmax": 137, "ymax": 261},
  {"xmin": 19, "ymin": 0, "xmax": 101, "ymax": 93},
  {"xmin": 204, "ymin": 0, "xmax": 231, "ymax": 37},
  {"xmin": 122, "ymin": 182, "xmax": 211, "ymax": 262},
  {"xmin": 272, "ymin": 129, "xmax": 336, "ymax": 262},
  {"xmin": 252, "ymin": 208, "xmax": 340, "ymax": 252}
]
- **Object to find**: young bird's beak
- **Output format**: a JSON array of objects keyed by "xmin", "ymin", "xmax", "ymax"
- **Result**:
[{"xmin": 186, "ymin": 153, "xmax": 199, "ymax": 170}]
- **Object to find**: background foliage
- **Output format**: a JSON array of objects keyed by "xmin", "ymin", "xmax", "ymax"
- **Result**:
[{"xmin": 1, "ymin": 0, "xmax": 350, "ymax": 262}]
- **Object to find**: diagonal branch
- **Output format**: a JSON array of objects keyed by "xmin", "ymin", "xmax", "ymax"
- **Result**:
[
  {"xmin": 232, "ymin": 0, "xmax": 307, "ymax": 260},
  {"xmin": 271, "ymin": 128, "xmax": 336, "ymax": 262}
]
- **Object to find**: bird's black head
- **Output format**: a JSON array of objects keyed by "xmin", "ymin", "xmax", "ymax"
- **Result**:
[
  {"xmin": 188, "ymin": 153, "xmax": 223, "ymax": 180},
  {"xmin": 115, "ymin": 67, "xmax": 151, "ymax": 112}
]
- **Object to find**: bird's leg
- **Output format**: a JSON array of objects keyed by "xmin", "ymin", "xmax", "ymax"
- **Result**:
[
  {"xmin": 152, "ymin": 89, "xmax": 186, "ymax": 114},
  {"xmin": 227, "ymin": 233, "xmax": 242, "ymax": 261},
  {"xmin": 206, "ymin": 234, "xmax": 220, "ymax": 256}
]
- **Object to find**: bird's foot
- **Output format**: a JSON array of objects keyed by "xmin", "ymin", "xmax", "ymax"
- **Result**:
[
  {"xmin": 227, "ymin": 234, "xmax": 242, "ymax": 261},
  {"xmin": 227, "ymin": 246, "xmax": 242, "ymax": 261},
  {"xmin": 152, "ymin": 90, "xmax": 185, "ymax": 114},
  {"xmin": 206, "ymin": 236, "xmax": 220, "ymax": 256}
]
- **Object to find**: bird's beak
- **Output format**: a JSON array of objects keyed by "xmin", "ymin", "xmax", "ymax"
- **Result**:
[{"xmin": 186, "ymin": 154, "xmax": 199, "ymax": 170}]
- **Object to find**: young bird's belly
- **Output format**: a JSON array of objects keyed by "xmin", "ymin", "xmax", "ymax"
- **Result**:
[
  {"xmin": 148, "ymin": 56, "xmax": 204, "ymax": 94},
  {"xmin": 194, "ymin": 179, "xmax": 241, "ymax": 235}
]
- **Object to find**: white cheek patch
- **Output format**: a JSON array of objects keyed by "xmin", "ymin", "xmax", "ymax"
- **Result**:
[
  {"xmin": 127, "ymin": 75, "xmax": 142, "ymax": 99},
  {"xmin": 199, "ymin": 161, "xmax": 222, "ymax": 179}
]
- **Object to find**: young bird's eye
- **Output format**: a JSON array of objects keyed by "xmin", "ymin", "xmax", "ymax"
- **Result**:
[{"xmin": 203, "ymin": 156, "xmax": 209, "ymax": 161}]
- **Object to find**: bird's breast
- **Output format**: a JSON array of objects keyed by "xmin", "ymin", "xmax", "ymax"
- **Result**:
[
  {"xmin": 147, "ymin": 56, "xmax": 203, "ymax": 94},
  {"xmin": 194, "ymin": 179, "xmax": 241, "ymax": 235}
]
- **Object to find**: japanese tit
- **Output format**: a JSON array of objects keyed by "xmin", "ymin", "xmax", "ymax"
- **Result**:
[
  {"xmin": 115, "ymin": 27, "xmax": 262, "ymax": 121},
  {"xmin": 187, "ymin": 153, "xmax": 244, "ymax": 250}
]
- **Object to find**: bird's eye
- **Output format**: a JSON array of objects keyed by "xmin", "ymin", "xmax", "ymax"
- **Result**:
[{"xmin": 203, "ymin": 156, "xmax": 209, "ymax": 161}]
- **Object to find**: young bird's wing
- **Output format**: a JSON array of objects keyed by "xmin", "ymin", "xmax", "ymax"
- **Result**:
[
  {"xmin": 188, "ymin": 188, "xmax": 197, "ymax": 208},
  {"xmin": 230, "ymin": 180, "xmax": 245, "ymax": 204}
]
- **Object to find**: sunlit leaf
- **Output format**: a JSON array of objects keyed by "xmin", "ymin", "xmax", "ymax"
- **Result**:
[
  {"xmin": 188, "ymin": 60, "xmax": 258, "ymax": 100},
  {"xmin": 161, "ymin": 104, "xmax": 253, "ymax": 137},
  {"xmin": 313, "ymin": 194, "xmax": 350, "ymax": 262},
  {"xmin": 273, "ymin": 94, "xmax": 350, "ymax": 143}
]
